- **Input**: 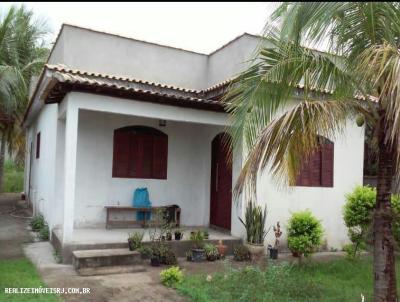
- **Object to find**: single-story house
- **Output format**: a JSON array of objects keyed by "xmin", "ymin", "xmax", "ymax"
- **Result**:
[{"xmin": 23, "ymin": 24, "xmax": 364, "ymax": 251}]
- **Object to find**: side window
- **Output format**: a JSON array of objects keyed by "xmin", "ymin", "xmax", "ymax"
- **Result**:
[
  {"xmin": 295, "ymin": 136, "xmax": 334, "ymax": 187},
  {"xmin": 36, "ymin": 132, "xmax": 41, "ymax": 159}
]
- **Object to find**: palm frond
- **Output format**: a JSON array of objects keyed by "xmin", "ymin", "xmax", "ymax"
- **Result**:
[{"xmin": 234, "ymin": 99, "xmax": 364, "ymax": 198}]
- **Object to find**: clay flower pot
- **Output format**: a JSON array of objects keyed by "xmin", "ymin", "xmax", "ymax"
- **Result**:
[{"xmin": 216, "ymin": 241, "xmax": 228, "ymax": 257}]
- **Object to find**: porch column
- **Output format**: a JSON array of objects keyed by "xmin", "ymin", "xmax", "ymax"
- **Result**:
[{"xmin": 62, "ymin": 101, "xmax": 79, "ymax": 243}]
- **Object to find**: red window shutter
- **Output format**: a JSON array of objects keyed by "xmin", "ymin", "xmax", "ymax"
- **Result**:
[
  {"xmin": 112, "ymin": 126, "xmax": 168, "ymax": 179},
  {"xmin": 321, "ymin": 142, "xmax": 334, "ymax": 187},
  {"xmin": 130, "ymin": 132, "xmax": 140, "ymax": 177},
  {"xmin": 140, "ymin": 134, "xmax": 154, "ymax": 178},
  {"xmin": 112, "ymin": 130, "xmax": 131, "ymax": 177},
  {"xmin": 309, "ymin": 148, "xmax": 322, "ymax": 186},
  {"xmin": 152, "ymin": 135, "xmax": 168, "ymax": 179}
]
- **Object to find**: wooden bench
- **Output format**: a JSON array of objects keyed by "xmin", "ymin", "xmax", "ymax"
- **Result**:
[{"xmin": 104, "ymin": 206, "xmax": 181, "ymax": 229}]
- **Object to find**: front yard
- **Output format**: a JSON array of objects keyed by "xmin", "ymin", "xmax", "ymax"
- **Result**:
[
  {"xmin": 176, "ymin": 256, "xmax": 400, "ymax": 302},
  {"xmin": 0, "ymin": 258, "xmax": 60, "ymax": 302}
]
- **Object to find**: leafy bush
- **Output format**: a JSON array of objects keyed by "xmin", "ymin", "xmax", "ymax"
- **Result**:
[
  {"xmin": 287, "ymin": 210, "xmax": 323, "ymax": 258},
  {"xmin": 233, "ymin": 245, "xmax": 250, "ymax": 261},
  {"xmin": 3, "ymin": 160, "xmax": 24, "ymax": 193},
  {"xmin": 30, "ymin": 214, "xmax": 45, "ymax": 231},
  {"xmin": 342, "ymin": 243, "xmax": 359, "ymax": 260},
  {"xmin": 160, "ymin": 266, "xmax": 184, "ymax": 288},
  {"xmin": 391, "ymin": 194, "xmax": 400, "ymax": 247},
  {"xmin": 343, "ymin": 186, "xmax": 400, "ymax": 255},
  {"xmin": 39, "ymin": 224, "xmax": 49, "ymax": 240},
  {"xmin": 127, "ymin": 231, "xmax": 144, "ymax": 250},
  {"xmin": 190, "ymin": 230, "xmax": 205, "ymax": 249},
  {"xmin": 138, "ymin": 246, "xmax": 152, "ymax": 259},
  {"xmin": 239, "ymin": 200, "xmax": 268, "ymax": 244},
  {"xmin": 204, "ymin": 244, "xmax": 219, "ymax": 260},
  {"xmin": 162, "ymin": 249, "xmax": 177, "ymax": 265}
]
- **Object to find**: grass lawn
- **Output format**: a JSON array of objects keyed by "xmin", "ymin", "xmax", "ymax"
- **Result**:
[
  {"xmin": 3, "ymin": 160, "xmax": 24, "ymax": 193},
  {"xmin": 177, "ymin": 256, "xmax": 400, "ymax": 302},
  {"xmin": 0, "ymin": 258, "xmax": 60, "ymax": 302}
]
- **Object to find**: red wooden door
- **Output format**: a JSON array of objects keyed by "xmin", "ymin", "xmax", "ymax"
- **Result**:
[{"xmin": 210, "ymin": 133, "xmax": 232, "ymax": 230}]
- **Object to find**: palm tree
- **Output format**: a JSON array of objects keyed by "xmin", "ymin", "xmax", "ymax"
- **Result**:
[
  {"xmin": 0, "ymin": 6, "xmax": 48, "ymax": 191},
  {"xmin": 226, "ymin": 3, "xmax": 400, "ymax": 301}
]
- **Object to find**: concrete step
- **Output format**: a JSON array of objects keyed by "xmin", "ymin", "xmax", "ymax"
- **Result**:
[
  {"xmin": 77, "ymin": 265, "xmax": 146, "ymax": 276},
  {"xmin": 72, "ymin": 248, "xmax": 142, "ymax": 270}
]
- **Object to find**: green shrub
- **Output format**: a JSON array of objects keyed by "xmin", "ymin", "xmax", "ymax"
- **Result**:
[
  {"xmin": 233, "ymin": 245, "xmax": 250, "ymax": 261},
  {"xmin": 30, "ymin": 214, "xmax": 45, "ymax": 232},
  {"xmin": 204, "ymin": 244, "xmax": 219, "ymax": 260},
  {"xmin": 160, "ymin": 266, "xmax": 184, "ymax": 288},
  {"xmin": 138, "ymin": 246, "xmax": 152, "ymax": 259},
  {"xmin": 3, "ymin": 160, "xmax": 24, "ymax": 193},
  {"xmin": 190, "ymin": 230, "xmax": 204, "ymax": 249},
  {"xmin": 287, "ymin": 210, "xmax": 323, "ymax": 258},
  {"xmin": 39, "ymin": 224, "xmax": 49, "ymax": 241},
  {"xmin": 127, "ymin": 231, "xmax": 144, "ymax": 250},
  {"xmin": 239, "ymin": 200, "xmax": 268, "ymax": 244},
  {"xmin": 391, "ymin": 194, "xmax": 400, "ymax": 247},
  {"xmin": 343, "ymin": 186, "xmax": 400, "ymax": 254}
]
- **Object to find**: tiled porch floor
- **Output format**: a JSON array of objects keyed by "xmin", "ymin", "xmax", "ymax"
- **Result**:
[{"xmin": 53, "ymin": 226, "xmax": 237, "ymax": 245}]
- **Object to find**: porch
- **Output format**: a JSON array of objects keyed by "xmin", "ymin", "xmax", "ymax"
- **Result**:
[
  {"xmin": 51, "ymin": 92, "xmax": 244, "ymax": 249},
  {"xmin": 52, "ymin": 226, "xmax": 242, "ymax": 263}
]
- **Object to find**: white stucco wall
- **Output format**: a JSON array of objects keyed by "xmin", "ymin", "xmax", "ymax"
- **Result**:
[
  {"xmin": 53, "ymin": 25, "xmax": 209, "ymax": 90},
  {"xmin": 230, "ymin": 120, "xmax": 365, "ymax": 249},
  {"xmin": 47, "ymin": 25, "xmax": 261, "ymax": 90},
  {"xmin": 24, "ymin": 104, "xmax": 59, "ymax": 230}
]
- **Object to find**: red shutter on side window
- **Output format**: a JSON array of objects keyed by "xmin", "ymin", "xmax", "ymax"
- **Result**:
[
  {"xmin": 152, "ymin": 135, "xmax": 168, "ymax": 179},
  {"xmin": 295, "ymin": 138, "xmax": 334, "ymax": 187},
  {"xmin": 36, "ymin": 132, "xmax": 41, "ymax": 159},
  {"xmin": 112, "ymin": 130, "xmax": 131, "ymax": 177},
  {"xmin": 321, "ymin": 142, "xmax": 334, "ymax": 187}
]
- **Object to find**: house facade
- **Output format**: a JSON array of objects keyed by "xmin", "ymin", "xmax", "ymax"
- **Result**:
[{"xmin": 23, "ymin": 24, "xmax": 364, "ymax": 250}]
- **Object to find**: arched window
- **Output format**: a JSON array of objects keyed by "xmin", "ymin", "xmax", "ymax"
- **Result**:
[
  {"xmin": 295, "ymin": 136, "xmax": 334, "ymax": 187},
  {"xmin": 112, "ymin": 126, "xmax": 168, "ymax": 179}
]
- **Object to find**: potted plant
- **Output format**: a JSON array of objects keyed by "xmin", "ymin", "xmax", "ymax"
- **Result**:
[
  {"xmin": 269, "ymin": 222, "xmax": 282, "ymax": 259},
  {"xmin": 287, "ymin": 210, "xmax": 323, "ymax": 263},
  {"xmin": 127, "ymin": 231, "xmax": 144, "ymax": 251},
  {"xmin": 233, "ymin": 245, "xmax": 250, "ymax": 261},
  {"xmin": 150, "ymin": 244, "xmax": 161, "ymax": 266},
  {"xmin": 202, "ymin": 229, "xmax": 209, "ymax": 239},
  {"xmin": 190, "ymin": 230, "xmax": 205, "ymax": 262},
  {"xmin": 216, "ymin": 240, "xmax": 227, "ymax": 258},
  {"xmin": 239, "ymin": 200, "xmax": 269, "ymax": 265},
  {"xmin": 204, "ymin": 244, "xmax": 219, "ymax": 261},
  {"xmin": 186, "ymin": 250, "xmax": 192, "ymax": 261},
  {"xmin": 174, "ymin": 228, "xmax": 183, "ymax": 240},
  {"xmin": 138, "ymin": 245, "xmax": 152, "ymax": 260}
]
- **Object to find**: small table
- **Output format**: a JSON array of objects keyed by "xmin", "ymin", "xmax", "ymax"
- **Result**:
[{"xmin": 104, "ymin": 206, "xmax": 181, "ymax": 229}]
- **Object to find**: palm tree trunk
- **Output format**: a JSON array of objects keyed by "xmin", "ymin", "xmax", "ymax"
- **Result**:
[{"xmin": 374, "ymin": 111, "xmax": 398, "ymax": 302}]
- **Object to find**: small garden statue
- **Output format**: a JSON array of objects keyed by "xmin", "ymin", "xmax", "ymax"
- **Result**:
[{"xmin": 269, "ymin": 222, "xmax": 282, "ymax": 259}]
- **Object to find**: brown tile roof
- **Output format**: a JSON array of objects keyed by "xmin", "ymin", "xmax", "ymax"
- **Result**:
[{"xmin": 40, "ymin": 64, "xmax": 227, "ymax": 111}]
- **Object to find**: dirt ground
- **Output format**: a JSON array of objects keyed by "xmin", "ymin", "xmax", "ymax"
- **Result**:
[{"xmin": 0, "ymin": 193, "xmax": 32, "ymax": 259}]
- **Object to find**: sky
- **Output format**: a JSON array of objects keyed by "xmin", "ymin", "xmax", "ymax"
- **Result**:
[{"xmin": 1, "ymin": 2, "xmax": 281, "ymax": 54}]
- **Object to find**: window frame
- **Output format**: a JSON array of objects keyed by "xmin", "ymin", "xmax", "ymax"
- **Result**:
[
  {"xmin": 35, "ymin": 132, "xmax": 41, "ymax": 159},
  {"xmin": 112, "ymin": 126, "xmax": 168, "ymax": 179},
  {"xmin": 295, "ymin": 136, "xmax": 334, "ymax": 188}
]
